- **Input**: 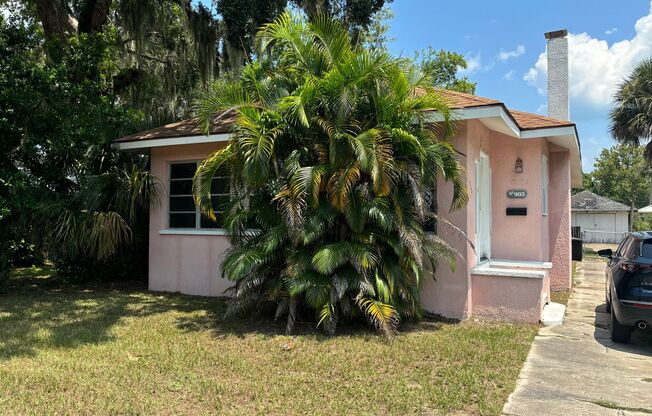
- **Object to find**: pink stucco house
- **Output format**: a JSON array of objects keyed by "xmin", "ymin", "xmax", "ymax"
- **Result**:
[{"xmin": 117, "ymin": 30, "xmax": 581, "ymax": 323}]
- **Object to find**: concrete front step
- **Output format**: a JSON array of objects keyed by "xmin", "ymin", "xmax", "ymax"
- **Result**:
[
  {"xmin": 541, "ymin": 301, "xmax": 566, "ymax": 326},
  {"xmin": 488, "ymin": 259, "xmax": 553, "ymax": 270},
  {"xmin": 471, "ymin": 266, "xmax": 546, "ymax": 279}
]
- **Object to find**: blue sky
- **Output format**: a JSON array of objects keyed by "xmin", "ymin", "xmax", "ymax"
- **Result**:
[
  {"xmin": 199, "ymin": 1, "xmax": 652, "ymax": 171},
  {"xmin": 386, "ymin": 1, "xmax": 652, "ymax": 171}
]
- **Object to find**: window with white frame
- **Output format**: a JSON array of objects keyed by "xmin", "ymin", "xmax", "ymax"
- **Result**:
[
  {"xmin": 168, "ymin": 162, "xmax": 229, "ymax": 229},
  {"xmin": 541, "ymin": 155, "xmax": 549, "ymax": 215}
]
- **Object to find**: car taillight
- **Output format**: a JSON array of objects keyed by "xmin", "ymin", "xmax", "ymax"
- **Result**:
[{"xmin": 630, "ymin": 303, "xmax": 652, "ymax": 309}]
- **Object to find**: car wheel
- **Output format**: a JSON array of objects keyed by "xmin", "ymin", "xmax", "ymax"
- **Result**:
[
  {"xmin": 605, "ymin": 290, "xmax": 611, "ymax": 313},
  {"xmin": 611, "ymin": 307, "xmax": 632, "ymax": 343}
]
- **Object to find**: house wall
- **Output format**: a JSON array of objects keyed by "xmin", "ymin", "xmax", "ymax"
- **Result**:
[
  {"xmin": 489, "ymin": 132, "xmax": 549, "ymax": 262},
  {"xmin": 421, "ymin": 122, "xmax": 472, "ymax": 319},
  {"xmin": 144, "ymin": 119, "xmax": 572, "ymax": 323},
  {"xmin": 549, "ymin": 149, "xmax": 572, "ymax": 289},
  {"xmin": 471, "ymin": 273, "xmax": 548, "ymax": 322},
  {"xmin": 149, "ymin": 142, "xmax": 232, "ymax": 296},
  {"xmin": 423, "ymin": 120, "xmax": 559, "ymax": 321}
]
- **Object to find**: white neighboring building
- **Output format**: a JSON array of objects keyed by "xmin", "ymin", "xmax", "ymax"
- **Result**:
[
  {"xmin": 571, "ymin": 190, "xmax": 630, "ymax": 243},
  {"xmin": 638, "ymin": 204, "xmax": 652, "ymax": 215}
]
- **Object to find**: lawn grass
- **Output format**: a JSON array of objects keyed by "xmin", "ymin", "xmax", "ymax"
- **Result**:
[
  {"xmin": 550, "ymin": 289, "xmax": 571, "ymax": 305},
  {"xmin": 0, "ymin": 267, "xmax": 537, "ymax": 415}
]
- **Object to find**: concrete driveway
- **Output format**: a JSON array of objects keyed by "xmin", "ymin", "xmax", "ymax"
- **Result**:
[{"xmin": 503, "ymin": 256, "xmax": 652, "ymax": 416}]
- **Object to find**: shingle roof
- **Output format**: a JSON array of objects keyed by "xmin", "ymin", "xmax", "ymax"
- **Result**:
[
  {"xmin": 436, "ymin": 90, "xmax": 575, "ymax": 130},
  {"xmin": 116, "ymin": 89, "xmax": 575, "ymax": 143},
  {"xmin": 571, "ymin": 190, "xmax": 631, "ymax": 212},
  {"xmin": 508, "ymin": 109, "xmax": 574, "ymax": 130},
  {"xmin": 116, "ymin": 110, "xmax": 237, "ymax": 143},
  {"xmin": 436, "ymin": 89, "xmax": 501, "ymax": 108}
]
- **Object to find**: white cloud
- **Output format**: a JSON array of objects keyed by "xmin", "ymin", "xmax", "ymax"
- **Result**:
[
  {"xmin": 605, "ymin": 27, "xmax": 618, "ymax": 35},
  {"xmin": 460, "ymin": 52, "xmax": 495, "ymax": 74},
  {"xmin": 503, "ymin": 70, "xmax": 516, "ymax": 81},
  {"xmin": 466, "ymin": 53, "xmax": 482, "ymax": 72},
  {"xmin": 498, "ymin": 45, "xmax": 525, "ymax": 61},
  {"xmin": 461, "ymin": 53, "xmax": 482, "ymax": 73},
  {"xmin": 536, "ymin": 103, "xmax": 547, "ymax": 114},
  {"xmin": 525, "ymin": 2, "xmax": 652, "ymax": 118}
]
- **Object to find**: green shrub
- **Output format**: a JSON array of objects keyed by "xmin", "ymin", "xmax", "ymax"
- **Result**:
[{"xmin": 192, "ymin": 13, "xmax": 468, "ymax": 335}]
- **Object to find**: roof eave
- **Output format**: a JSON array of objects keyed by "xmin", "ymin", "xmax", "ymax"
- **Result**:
[
  {"xmin": 116, "ymin": 133, "xmax": 231, "ymax": 151},
  {"xmin": 426, "ymin": 105, "xmax": 583, "ymax": 187}
]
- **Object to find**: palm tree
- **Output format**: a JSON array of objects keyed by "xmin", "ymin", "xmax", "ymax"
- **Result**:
[
  {"xmin": 610, "ymin": 58, "xmax": 652, "ymax": 160},
  {"xmin": 192, "ymin": 13, "xmax": 468, "ymax": 335},
  {"xmin": 42, "ymin": 163, "xmax": 159, "ymax": 265}
]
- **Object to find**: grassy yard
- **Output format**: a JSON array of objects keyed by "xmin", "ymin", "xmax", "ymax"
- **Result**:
[{"xmin": 0, "ymin": 267, "xmax": 537, "ymax": 415}]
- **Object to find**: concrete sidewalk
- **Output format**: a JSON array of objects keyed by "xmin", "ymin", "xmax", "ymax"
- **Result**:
[{"xmin": 503, "ymin": 257, "xmax": 652, "ymax": 416}]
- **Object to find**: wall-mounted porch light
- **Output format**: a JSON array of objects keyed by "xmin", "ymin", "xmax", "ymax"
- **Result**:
[{"xmin": 514, "ymin": 158, "xmax": 523, "ymax": 173}]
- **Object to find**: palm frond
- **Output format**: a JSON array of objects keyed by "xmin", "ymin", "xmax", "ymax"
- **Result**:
[
  {"xmin": 327, "ymin": 164, "xmax": 360, "ymax": 210},
  {"xmin": 193, "ymin": 145, "xmax": 234, "ymax": 219},
  {"xmin": 312, "ymin": 242, "xmax": 351, "ymax": 274},
  {"xmin": 357, "ymin": 297, "xmax": 399, "ymax": 336}
]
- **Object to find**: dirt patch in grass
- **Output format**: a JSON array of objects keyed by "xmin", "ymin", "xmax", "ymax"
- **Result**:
[
  {"xmin": 550, "ymin": 289, "xmax": 572, "ymax": 305},
  {"xmin": 0, "ymin": 267, "xmax": 537, "ymax": 415}
]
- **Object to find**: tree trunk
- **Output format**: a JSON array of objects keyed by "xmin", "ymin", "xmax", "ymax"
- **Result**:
[
  {"xmin": 0, "ymin": 222, "xmax": 9, "ymax": 292},
  {"xmin": 630, "ymin": 202, "xmax": 635, "ymax": 232},
  {"xmin": 32, "ymin": 0, "xmax": 78, "ymax": 43},
  {"xmin": 78, "ymin": 0, "xmax": 113, "ymax": 34},
  {"xmin": 285, "ymin": 296, "xmax": 297, "ymax": 335}
]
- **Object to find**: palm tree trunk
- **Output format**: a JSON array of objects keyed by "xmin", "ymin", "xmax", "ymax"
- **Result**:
[{"xmin": 285, "ymin": 296, "xmax": 297, "ymax": 335}]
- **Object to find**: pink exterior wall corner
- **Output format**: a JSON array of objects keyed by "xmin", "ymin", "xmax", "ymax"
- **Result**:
[
  {"xmin": 548, "ymin": 149, "xmax": 572, "ymax": 290},
  {"xmin": 421, "ymin": 122, "xmax": 472, "ymax": 320},
  {"xmin": 423, "ymin": 120, "xmax": 564, "ymax": 322},
  {"xmin": 149, "ymin": 143, "xmax": 233, "ymax": 297}
]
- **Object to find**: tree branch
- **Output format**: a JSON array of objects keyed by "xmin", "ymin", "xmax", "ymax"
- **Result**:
[
  {"xmin": 78, "ymin": 0, "xmax": 113, "ymax": 34},
  {"xmin": 32, "ymin": 0, "xmax": 78, "ymax": 43}
]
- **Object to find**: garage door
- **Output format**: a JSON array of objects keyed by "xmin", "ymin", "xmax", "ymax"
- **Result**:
[
  {"xmin": 577, "ymin": 213, "xmax": 624, "ymax": 243},
  {"xmin": 594, "ymin": 214, "xmax": 617, "ymax": 243}
]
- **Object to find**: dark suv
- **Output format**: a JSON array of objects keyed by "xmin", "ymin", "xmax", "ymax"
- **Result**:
[{"xmin": 598, "ymin": 231, "xmax": 652, "ymax": 343}]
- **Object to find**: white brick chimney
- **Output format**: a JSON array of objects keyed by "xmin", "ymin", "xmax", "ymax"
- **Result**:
[{"xmin": 545, "ymin": 29, "xmax": 569, "ymax": 121}]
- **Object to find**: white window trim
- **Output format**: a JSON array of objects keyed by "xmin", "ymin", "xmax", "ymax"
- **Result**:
[
  {"xmin": 159, "ymin": 229, "xmax": 228, "ymax": 236},
  {"xmin": 166, "ymin": 160, "xmax": 229, "ymax": 232},
  {"xmin": 541, "ymin": 154, "xmax": 549, "ymax": 216},
  {"xmin": 475, "ymin": 151, "xmax": 491, "ymax": 261}
]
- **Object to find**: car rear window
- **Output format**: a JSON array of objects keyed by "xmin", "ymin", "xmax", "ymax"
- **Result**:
[{"xmin": 640, "ymin": 240, "xmax": 652, "ymax": 259}]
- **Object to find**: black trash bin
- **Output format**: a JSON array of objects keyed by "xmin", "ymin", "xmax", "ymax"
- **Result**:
[{"xmin": 571, "ymin": 237, "xmax": 583, "ymax": 261}]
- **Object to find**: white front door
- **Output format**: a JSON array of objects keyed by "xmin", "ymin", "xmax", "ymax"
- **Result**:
[{"xmin": 476, "ymin": 152, "xmax": 491, "ymax": 260}]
